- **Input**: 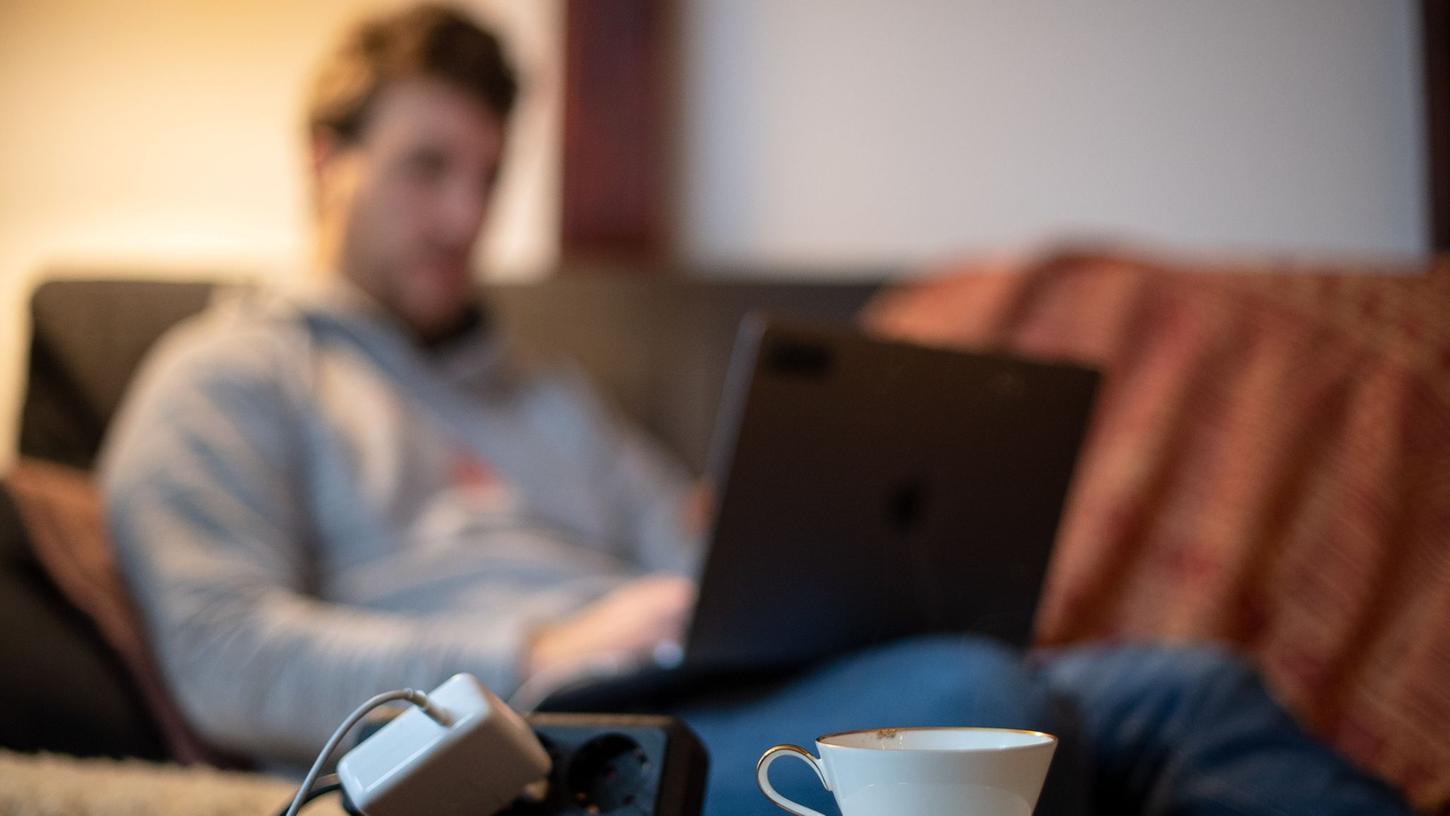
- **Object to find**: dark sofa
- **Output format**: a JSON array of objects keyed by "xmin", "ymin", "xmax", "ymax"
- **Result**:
[
  {"xmin": 0, "ymin": 272, "xmax": 881, "ymax": 760},
  {"xmin": 8, "ymin": 257, "xmax": 1450, "ymax": 814}
]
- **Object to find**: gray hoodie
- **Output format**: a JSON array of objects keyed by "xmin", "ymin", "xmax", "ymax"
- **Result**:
[{"xmin": 100, "ymin": 281, "xmax": 699, "ymax": 763}]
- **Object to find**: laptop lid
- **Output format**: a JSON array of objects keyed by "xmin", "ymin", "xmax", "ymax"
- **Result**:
[{"xmin": 681, "ymin": 316, "xmax": 1099, "ymax": 672}]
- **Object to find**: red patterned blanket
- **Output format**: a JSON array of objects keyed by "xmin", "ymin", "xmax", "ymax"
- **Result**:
[{"xmin": 865, "ymin": 249, "xmax": 1450, "ymax": 813}]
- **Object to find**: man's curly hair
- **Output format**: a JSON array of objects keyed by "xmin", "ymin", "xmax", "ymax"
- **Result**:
[{"xmin": 307, "ymin": 3, "xmax": 518, "ymax": 143}]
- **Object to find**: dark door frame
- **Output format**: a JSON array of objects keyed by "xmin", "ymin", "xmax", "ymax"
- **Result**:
[
  {"xmin": 1425, "ymin": 0, "xmax": 1449, "ymax": 251},
  {"xmin": 560, "ymin": 0, "xmax": 675, "ymax": 268}
]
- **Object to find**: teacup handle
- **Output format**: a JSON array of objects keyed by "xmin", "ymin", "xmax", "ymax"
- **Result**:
[{"xmin": 756, "ymin": 744, "xmax": 831, "ymax": 816}]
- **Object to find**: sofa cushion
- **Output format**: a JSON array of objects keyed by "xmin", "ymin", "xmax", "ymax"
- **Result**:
[
  {"xmin": 0, "ymin": 470, "xmax": 166, "ymax": 759},
  {"xmin": 4, "ymin": 459, "xmax": 227, "ymax": 765},
  {"xmin": 20, "ymin": 279, "xmax": 216, "ymax": 470}
]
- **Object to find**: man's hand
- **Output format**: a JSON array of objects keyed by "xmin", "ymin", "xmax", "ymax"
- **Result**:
[
  {"xmin": 686, "ymin": 480, "xmax": 715, "ymax": 538},
  {"xmin": 524, "ymin": 574, "xmax": 697, "ymax": 681}
]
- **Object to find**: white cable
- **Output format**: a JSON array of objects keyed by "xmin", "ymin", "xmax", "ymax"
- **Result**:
[{"xmin": 284, "ymin": 689, "xmax": 452, "ymax": 816}]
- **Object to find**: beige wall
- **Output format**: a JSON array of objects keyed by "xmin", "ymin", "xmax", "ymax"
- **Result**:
[
  {"xmin": 680, "ymin": 0, "xmax": 1428, "ymax": 271},
  {"xmin": 0, "ymin": 0, "xmax": 561, "ymax": 469},
  {"xmin": 1, "ymin": 1, "xmax": 1432, "ymax": 468}
]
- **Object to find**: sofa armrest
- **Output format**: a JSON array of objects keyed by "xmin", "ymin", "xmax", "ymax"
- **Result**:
[{"xmin": 0, "ymin": 480, "xmax": 167, "ymax": 759}]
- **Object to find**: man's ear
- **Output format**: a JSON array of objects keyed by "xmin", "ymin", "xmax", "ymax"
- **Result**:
[
  {"xmin": 310, "ymin": 127, "xmax": 344, "ymax": 185},
  {"xmin": 309, "ymin": 127, "xmax": 355, "ymax": 216}
]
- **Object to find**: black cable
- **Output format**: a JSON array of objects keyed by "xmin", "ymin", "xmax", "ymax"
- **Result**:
[{"xmin": 275, "ymin": 773, "xmax": 341, "ymax": 816}]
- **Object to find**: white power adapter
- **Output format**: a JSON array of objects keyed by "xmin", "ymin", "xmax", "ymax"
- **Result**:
[{"xmin": 334, "ymin": 674, "xmax": 551, "ymax": 816}]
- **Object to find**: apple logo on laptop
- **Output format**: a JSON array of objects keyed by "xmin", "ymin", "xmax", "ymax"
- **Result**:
[{"xmin": 885, "ymin": 477, "xmax": 927, "ymax": 534}]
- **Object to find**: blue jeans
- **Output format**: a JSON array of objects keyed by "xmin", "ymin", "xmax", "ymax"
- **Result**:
[
  {"xmin": 1036, "ymin": 643, "xmax": 1411, "ymax": 816},
  {"xmin": 669, "ymin": 636, "xmax": 1410, "ymax": 816}
]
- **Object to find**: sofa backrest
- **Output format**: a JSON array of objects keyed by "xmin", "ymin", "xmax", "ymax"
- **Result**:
[{"xmin": 19, "ymin": 275, "xmax": 881, "ymax": 473}]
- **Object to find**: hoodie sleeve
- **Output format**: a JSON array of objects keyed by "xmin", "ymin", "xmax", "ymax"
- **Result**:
[
  {"xmin": 546, "ymin": 368, "xmax": 706, "ymax": 578},
  {"xmin": 99, "ymin": 319, "xmax": 538, "ymax": 765}
]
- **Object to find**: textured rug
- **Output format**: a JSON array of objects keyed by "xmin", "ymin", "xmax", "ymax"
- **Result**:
[{"xmin": 0, "ymin": 751, "xmax": 345, "ymax": 816}]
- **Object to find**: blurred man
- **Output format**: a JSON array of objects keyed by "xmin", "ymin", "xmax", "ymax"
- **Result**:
[
  {"xmin": 100, "ymin": 6, "xmax": 1412, "ymax": 814},
  {"xmin": 104, "ymin": 4, "xmax": 701, "ymax": 755}
]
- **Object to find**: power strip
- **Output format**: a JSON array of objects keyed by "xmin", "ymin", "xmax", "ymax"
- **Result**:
[
  {"xmin": 501, "ymin": 713, "xmax": 708, "ymax": 816},
  {"xmin": 330, "ymin": 676, "xmax": 708, "ymax": 816}
]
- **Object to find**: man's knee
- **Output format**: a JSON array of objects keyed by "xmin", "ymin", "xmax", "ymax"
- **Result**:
[
  {"xmin": 1162, "ymin": 644, "xmax": 1260, "ymax": 692},
  {"xmin": 1041, "ymin": 642, "xmax": 1268, "ymax": 727}
]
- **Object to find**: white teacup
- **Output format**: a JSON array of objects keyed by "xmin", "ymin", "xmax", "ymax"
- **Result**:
[{"xmin": 756, "ymin": 726, "xmax": 1056, "ymax": 816}]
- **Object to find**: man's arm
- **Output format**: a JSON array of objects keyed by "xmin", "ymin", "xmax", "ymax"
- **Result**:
[
  {"xmin": 101, "ymin": 325, "xmax": 547, "ymax": 763},
  {"xmin": 550, "ymin": 370, "xmax": 706, "ymax": 577},
  {"xmin": 493, "ymin": 370, "xmax": 703, "ymax": 683}
]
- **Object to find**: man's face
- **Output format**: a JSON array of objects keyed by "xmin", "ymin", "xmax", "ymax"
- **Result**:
[{"xmin": 314, "ymin": 77, "xmax": 505, "ymax": 341}]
